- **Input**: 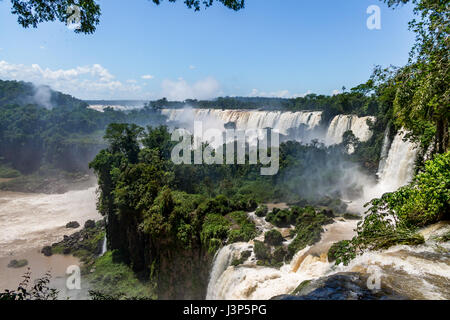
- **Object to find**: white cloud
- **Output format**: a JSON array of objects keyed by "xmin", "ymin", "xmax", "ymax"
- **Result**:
[
  {"xmin": 40, "ymin": 45, "xmax": 46, "ymax": 50},
  {"xmin": 249, "ymin": 89, "xmax": 311, "ymax": 99},
  {"xmin": 332, "ymin": 89, "xmax": 341, "ymax": 95},
  {"xmin": 126, "ymin": 79, "xmax": 137, "ymax": 84},
  {"xmin": 141, "ymin": 74, "xmax": 154, "ymax": 80},
  {"xmin": 0, "ymin": 60, "xmax": 144, "ymax": 99},
  {"xmin": 189, "ymin": 65, "xmax": 196, "ymax": 70},
  {"xmin": 161, "ymin": 77, "xmax": 220, "ymax": 101}
]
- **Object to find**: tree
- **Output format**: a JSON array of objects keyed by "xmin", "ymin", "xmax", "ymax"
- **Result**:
[
  {"xmin": 104, "ymin": 123, "xmax": 143, "ymax": 164},
  {"xmin": 8, "ymin": 0, "xmax": 245, "ymax": 34},
  {"xmin": 378, "ymin": 0, "xmax": 449, "ymax": 153}
]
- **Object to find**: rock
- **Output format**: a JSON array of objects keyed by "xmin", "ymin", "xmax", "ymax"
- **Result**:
[
  {"xmin": 63, "ymin": 247, "xmax": 71, "ymax": 255},
  {"xmin": 321, "ymin": 209, "xmax": 335, "ymax": 218},
  {"xmin": 343, "ymin": 213, "xmax": 361, "ymax": 220},
  {"xmin": 41, "ymin": 246, "xmax": 53, "ymax": 256},
  {"xmin": 66, "ymin": 221, "xmax": 80, "ymax": 228},
  {"xmin": 7, "ymin": 259, "xmax": 28, "ymax": 268},
  {"xmin": 84, "ymin": 219, "xmax": 96, "ymax": 229},
  {"xmin": 273, "ymin": 272, "xmax": 407, "ymax": 300}
]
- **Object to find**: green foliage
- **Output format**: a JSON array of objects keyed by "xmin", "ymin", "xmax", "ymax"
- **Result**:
[
  {"xmin": 367, "ymin": 151, "xmax": 449, "ymax": 227},
  {"xmin": 343, "ymin": 213, "xmax": 362, "ymax": 220},
  {"xmin": 327, "ymin": 240, "xmax": 356, "ymax": 266},
  {"xmin": 253, "ymin": 239, "xmax": 287, "ymax": 268},
  {"xmin": 11, "ymin": 0, "xmax": 101, "ymax": 34},
  {"xmin": 227, "ymin": 211, "xmax": 258, "ymax": 243},
  {"xmin": 264, "ymin": 230, "xmax": 284, "ymax": 246},
  {"xmin": 255, "ymin": 204, "xmax": 268, "ymax": 217},
  {"xmin": 287, "ymin": 208, "xmax": 334, "ymax": 258},
  {"xmin": 201, "ymin": 214, "xmax": 231, "ymax": 253},
  {"xmin": 231, "ymin": 250, "xmax": 251, "ymax": 267},
  {"xmin": 253, "ymin": 240, "xmax": 271, "ymax": 261},
  {"xmin": 0, "ymin": 164, "xmax": 21, "ymax": 178},
  {"xmin": 372, "ymin": 0, "xmax": 449, "ymax": 152},
  {"xmin": 10, "ymin": 0, "xmax": 244, "ymax": 34},
  {"xmin": 0, "ymin": 269, "xmax": 58, "ymax": 300},
  {"xmin": 87, "ymin": 251, "xmax": 156, "ymax": 300},
  {"xmin": 0, "ymin": 80, "xmax": 166, "ymax": 174},
  {"xmin": 329, "ymin": 152, "xmax": 449, "ymax": 265}
]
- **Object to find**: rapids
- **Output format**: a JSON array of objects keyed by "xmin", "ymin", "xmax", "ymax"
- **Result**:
[
  {"xmin": 205, "ymin": 127, "xmax": 450, "ymax": 300},
  {"xmin": 0, "ymin": 187, "xmax": 100, "ymax": 257}
]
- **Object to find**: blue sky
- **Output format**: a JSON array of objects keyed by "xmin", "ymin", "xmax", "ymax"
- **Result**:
[{"xmin": 0, "ymin": 0, "xmax": 415, "ymax": 100}]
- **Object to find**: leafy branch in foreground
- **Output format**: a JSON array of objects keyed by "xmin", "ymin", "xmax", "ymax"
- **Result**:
[
  {"xmin": 0, "ymin": 268, "xmax": 58, "ymax": 300},
  {"xmin": 9, "ymin": 0, "xmax": 245, "ymax": 34}
]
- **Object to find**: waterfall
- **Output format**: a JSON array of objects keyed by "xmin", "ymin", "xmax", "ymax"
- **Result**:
[
  {"xmin": 377, "ymin": 126, "xmax": 391, "ymax": 177},
  {"xmin": 162, "ymin": 108, "xmax": 378, "ymax": 148},
  {"xmin": 325, "ymin": 115, "xmax": 376, "ymax": 145},
  {"xmin": 206, "ymin": 243, "xmax": 253, "ymax": 300},
  {"xmin": 162, "ymin": 108, "xmax": 323, "ymax": 143},
  {"xmin": 377, "ymin": 129, "xmax": 418, "ymax": 190},
  {"xmin": 205, "ymin": 220, "xmax": 360, "ymax": 300},
  {"xmin": 346, "ymin": 128, "xmax": 419, "ymax": 213},
  {"xmin": 100, "ymin": 235, "xmax": 107, "ymax": 256}
]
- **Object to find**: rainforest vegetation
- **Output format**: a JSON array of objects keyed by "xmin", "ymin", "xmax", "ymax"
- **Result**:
[{"xmin": 0, "ymin": 80, "xmax": 166, "ymax": 177}]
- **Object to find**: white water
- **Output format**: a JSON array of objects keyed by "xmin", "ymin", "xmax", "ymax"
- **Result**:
[
  {"xmin": 100, "ymin": 236, "xmax": 107, "ymax": 256},
  {"xmin": 377, "ymin": 126, "xmax": 391, "ymax": 176},
  {"xmin": 163, "ymin": 108, "xmax": 377, "ymax": 149},
  {"xmin": 347, "ymin": 129, "xmax": 419, "ymax": 213},
  {"xmin": 206, "ymin": 220, "xmax": 357, "ymax": 300},
  {"xmin": 377, "ymin": 130, "xmax": 418, "ymax": 190},
  {"xmin": 206, "ymin": 219, "xmax": 450, "ymax": 300},
  {"xmin": 206, "ymin": 127, "xmax": 435, "ymax": 300},
  {"xmin": 325, "ymin": 115, "xmax": 376, "ymax": 145},
  {"xmin": 162, "ymin": 108, "xmax": 324, "ymax": 145},
  {"xmin": 0, "ymin": 187, "xmax": 100, "ymax": 257}
]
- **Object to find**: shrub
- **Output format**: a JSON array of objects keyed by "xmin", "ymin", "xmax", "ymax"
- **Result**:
[
  {"xmin": 255, "ymin": 205, "xmax": 268, "ymax": 217},
  {"xmin": 227, "ymin": 211, "xmax": 258, "ymax": 243},
  {"xmin": 264, "ymin": 230, "xmax": 284, "ymax": 246},
  {"xmin": 200, "ymin": 214, "xmax": 231, "ymax": 252},
  {"xmin": 253, "ymin": 240, "xmax": 271, "ymax": 260}
]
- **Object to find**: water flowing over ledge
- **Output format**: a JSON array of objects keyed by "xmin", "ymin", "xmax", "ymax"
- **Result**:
[{"xmin": 161, "ymin": 108, "xmax": 375, "ymax": 146}]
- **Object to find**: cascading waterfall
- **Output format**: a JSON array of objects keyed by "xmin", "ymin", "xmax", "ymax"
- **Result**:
[
  {"xmin": 325, "ymin": 115, "xmax": 376, "ymax": 145},
  {"xmin": 345, "ymin": 128, "xmax": 419, "ymax": 213},
  {"xmin": 377, "ymin": 129, "xmax": 418, "ymax": 190},
  {"xmin": 162, "ymin": 108, "xmax": 376, "ymax": 147},
  {"xmin": 206, "ymin": 243, "xmax": 254, "ymax": 300},
  {"xmin": 100, "ymin": 236, "xmax": 107, "ymax": 256},
  {"xmin": 377, "ymin": 126, "xmax": 391, "ymax": 177},
  {"xmin": 205, "ymin": 127, "xmax": 433, "ymax": 300},
  {"xmin": 162, "ymin": 108, "xmax": 322, "ymax": 135}
]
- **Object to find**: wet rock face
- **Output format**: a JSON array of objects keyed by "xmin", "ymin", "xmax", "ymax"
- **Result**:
[
  {"xmin": 273, "ymin": 273, "xmax": 407, "ymax": 300},
  {"xmin": 41, "ymin": 246, "xmax": 52, "ymax": 256},
  {"xmin": 84, "ymin": 219, "xmax": 96, "ymax": 229},
  {"xmin": 66, "ymin": 221, "xmax": 80, "ymax": 229},
  {"xmin": 7, "ymin": 259, "xmax": 28, "ymax": 268}
]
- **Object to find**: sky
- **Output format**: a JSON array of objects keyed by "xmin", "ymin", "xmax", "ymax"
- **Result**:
[{"xmin": 0, "ymin": 0, "xmax": 416, "ymax": 101}]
